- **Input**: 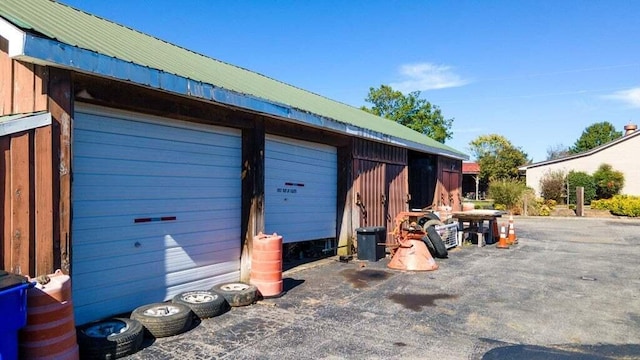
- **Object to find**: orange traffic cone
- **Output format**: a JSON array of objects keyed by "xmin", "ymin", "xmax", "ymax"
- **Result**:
[
  {"xmin": 496, "ymin": 223, "xmax": 510, "ymax": 249},
  {"xmin": 507, "ymin": 215, "xmax": 518, "ymax": 245}
]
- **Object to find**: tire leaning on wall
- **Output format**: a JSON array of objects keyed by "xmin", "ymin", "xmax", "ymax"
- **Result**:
[{"xmin": 426, "ymin": 226, "xmax": 448, "ymax": 259}]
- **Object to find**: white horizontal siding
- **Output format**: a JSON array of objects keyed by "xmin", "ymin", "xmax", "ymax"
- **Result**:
[
  {"xmin": 265, "ymin": 135, "xmax": 337, "ymax": 243},
  {"xmin": 72, "ymin": 106, "xmax": 241, "ymax": 325}
]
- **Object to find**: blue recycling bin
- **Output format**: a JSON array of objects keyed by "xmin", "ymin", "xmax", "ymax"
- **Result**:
[{"xmin": 0, "ymin": 271, "xmax": 34, "ymax": 360}]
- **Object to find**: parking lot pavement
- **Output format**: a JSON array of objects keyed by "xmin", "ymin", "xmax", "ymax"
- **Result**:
[{"xmin": 125, "ymin": 217, "xmax": 640, "ymax": 359}]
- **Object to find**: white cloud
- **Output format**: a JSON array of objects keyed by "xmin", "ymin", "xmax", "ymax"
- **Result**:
[
  {"xmin": 603, "ymin": 87, "xmax": 640, "ymax": 108},
  {"xmin": 390, "ymin": 63, "xmax": 470, "ymax": 93}
]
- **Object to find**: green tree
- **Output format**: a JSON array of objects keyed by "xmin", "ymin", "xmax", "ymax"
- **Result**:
[
  {"xmin": 593, "ymin": 163, "xmax": 625, "ymax": 199},
  {"xmin": 570, "ymin": 121, "xmax": 622, "ymax": 154},
  {"xmin": 566, "ymin": 171, "xmax": 596, "ymax": 205},
  {"xmin": 362, "ymin": 85, "xmax": 453, "ymax": 143},
  {"xmin": 469, "ymin": 134, "xmax": 529, "ymax": 182}
]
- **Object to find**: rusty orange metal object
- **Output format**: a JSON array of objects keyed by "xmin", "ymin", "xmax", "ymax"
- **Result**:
[{"xmin": 387, "ymin": 212, "xmax": 439, "ymax": 271}]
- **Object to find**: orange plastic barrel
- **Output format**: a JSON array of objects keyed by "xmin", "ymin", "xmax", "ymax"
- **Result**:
[
  {"xmin": 19, "ymin": 270, "xmax": 79, "ymax": 359},
  {"xmin": 250, "ymin": 232, "xmax": 284, "ymax": 297}
]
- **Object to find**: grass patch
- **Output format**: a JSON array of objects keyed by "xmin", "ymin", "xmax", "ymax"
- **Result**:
[{"xmin": 468, "ymin": 200, "xmax": 494, "ymax": 209}]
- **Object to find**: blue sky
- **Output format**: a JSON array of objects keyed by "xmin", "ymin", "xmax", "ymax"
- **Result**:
[{"xmin": 60, "ymin": 0, "xmax": 639, "ymax": 162}]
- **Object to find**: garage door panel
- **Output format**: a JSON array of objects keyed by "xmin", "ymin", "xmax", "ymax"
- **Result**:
[
  {"xmin": 74, "ymin": 135, "xmax": 240, "ymax": 165},
  {"xmin": 73, "ymin": 182, "xmax": 239, "ymax": 201},
  {"xmin": 266, "ymin": 140, "xmax": 336, "ymax": 160},
  {"xmin": 73, "ymin": 245, "xmax": 241, "ymax": 283},
  {"xmin": 72, "ymin": 218, "xmax": 240, "ymax": 246},
  {"xmin": 72, "ymin": 107, "xmax": 241, "ymax": 325},
  {"xmin": 73, "ymin": 173, "xmax": 236, "ymax": 189},
  {"xmin": 73, "ymin": 198, "xmax": 238, "ymax": 218},
  {"xmin": 74, "ymin": 126, "xmax": 242, "ymax": 151},
  {"xmin": 266, "ymin": 158, "xmax": 335, "ymax": 175},
  {"xmin": 75, "ymin": 113, "xmax": 240, "ymax": 147},
  {"xmin": 73, "ymin": 208, "xmax": 240, "ymax": 231},
  {"xmin": 74, "ymin": 157, "xmax": 238, "ymax": 179},
  {"xmin": 73, "ymin": 236, "xmax": 240, "ymax": 265}
]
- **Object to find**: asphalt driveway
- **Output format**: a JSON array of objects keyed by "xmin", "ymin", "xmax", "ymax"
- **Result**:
[{"xmin": 125, "ymin": 216, "xmax": 640, "ymax": 359}]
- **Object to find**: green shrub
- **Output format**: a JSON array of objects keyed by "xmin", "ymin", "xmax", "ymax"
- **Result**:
[
  {"xmin": 539, "ymin": 170, "xmax": 565, "ymax": 203},
  {"xmin": 566, "ymin": 171, "xmax": 596, "ymax": 205},
  {"xmin": 494, "ymin": 204, "xmax": 507, "ymax": 211},
  {"xmin": 591, "ymin": 199, "xmax": 609, "ymax": 210},
  {"xmin": 538, "ymin": 204, "xmax": 551, "ymax": 216},
  {"xmin": 488, "ymin": 179, "xmax": 527, "ymax": 211},
  {"xmin": 593, "ymin": 164, "xmax": 624, "ymax": 199},
  {"xmin": 591, "ymin": 195, "xmax": 640, "ymax": 217},
  {"xmin": 525, "ymin": 197, "xmax": 555, "ymax": 216}
]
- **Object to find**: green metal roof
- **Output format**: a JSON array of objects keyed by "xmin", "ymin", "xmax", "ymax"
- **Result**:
[{"xmin": 0, "ymin": 0, "xmax": 467, "ymax": 159}]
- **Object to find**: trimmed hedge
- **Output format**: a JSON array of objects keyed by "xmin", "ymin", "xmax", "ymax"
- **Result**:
[{"xmin": 591, "ymin": 195, "xmax": 640, "ymax": 217}]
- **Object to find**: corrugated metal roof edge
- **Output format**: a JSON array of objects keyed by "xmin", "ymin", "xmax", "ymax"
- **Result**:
[
  {"xmin": 518, "ymin": 131, "xmax": 640, "ymax": 170},
  {"xmin": 6, "ymin": 23, "xmax": 467, "ymax": 160}
]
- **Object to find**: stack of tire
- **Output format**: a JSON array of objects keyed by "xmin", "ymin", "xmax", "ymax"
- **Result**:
[
  {"xmin": 417, "ymin": 213, "xmax": 449, "ymax": 259},
  {"xmin": 76, "ymin": 282, "xmax": 259, "ymax": 359}
]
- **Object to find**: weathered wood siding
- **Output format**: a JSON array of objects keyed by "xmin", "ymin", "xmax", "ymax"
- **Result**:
[{"xmin": 0, "ymin": 42, "xmax": 63, "ymax": 276}]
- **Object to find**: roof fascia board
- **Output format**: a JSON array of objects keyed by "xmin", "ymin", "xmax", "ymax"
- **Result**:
[
  {"xmin": 0, "ymin": 17, "xmax": 25, "ymax": 57},
  {"xmin": 0, "ymin": 111, "xmax": 51, "ymax": 136},
  {"xmin": 9, "ymin": 33, "xmax": 467, "ymax": 160}
]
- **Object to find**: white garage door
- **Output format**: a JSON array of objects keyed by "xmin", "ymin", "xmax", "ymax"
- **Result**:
[
  {"xmin": 265, "ymin": 135, "xmax": 337, "ymax": 243},
  {"xmin": 72, "ymin": 105, "xmax": 241, "ymax": 325}
]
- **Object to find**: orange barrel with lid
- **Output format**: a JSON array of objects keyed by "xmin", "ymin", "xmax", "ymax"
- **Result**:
[
  {"xmin": 250, "ymin": 232, "xmax": 284, "ymax": 297},
  {"xmin": 19, "ymin": 270, "xmax": 79, "ymax": 359}
]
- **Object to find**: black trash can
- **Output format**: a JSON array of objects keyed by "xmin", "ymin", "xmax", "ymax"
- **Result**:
[{"xmin": 356, "ymin": 226, "xmax": 387, "ymax": 261}]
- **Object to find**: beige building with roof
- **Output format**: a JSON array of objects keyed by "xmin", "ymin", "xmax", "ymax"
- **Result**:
[{"xmin": 519, "ymin": 124, "xmax": 640, "ymax": 197}]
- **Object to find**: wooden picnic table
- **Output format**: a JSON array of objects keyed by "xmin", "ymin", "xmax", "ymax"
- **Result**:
[{"xmin": 451, "ymin": 210, "xmax": 503, "ymax": 247}]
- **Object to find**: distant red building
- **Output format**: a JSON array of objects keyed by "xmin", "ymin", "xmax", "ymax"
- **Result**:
[{"xmin": 462, "ymin": 162, "xmax": 487, "ymax": 199}]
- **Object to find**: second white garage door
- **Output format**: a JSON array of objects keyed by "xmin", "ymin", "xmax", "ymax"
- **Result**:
[{"xmin": 265, "ymin": 135, "xmax": 337, "ymax": 243}]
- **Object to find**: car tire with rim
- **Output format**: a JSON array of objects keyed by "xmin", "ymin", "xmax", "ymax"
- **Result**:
[
  {"xmin": 77, "ymin": 318, "xmax": 144, "ymax": 359},
  {"xmin": 172, "ymin": 290, "xmax": 228, "ymax": 319},
  {"xmin": 211, "ymin": 282, "xmax": 258, "ymax": 307},
  {"xmin": 130, "ymin": 302, "xmax": 193, "ymax": 338},
  {"xmin": 427, "ymin": 226, "xmax": 448, "ymax": 258}
]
